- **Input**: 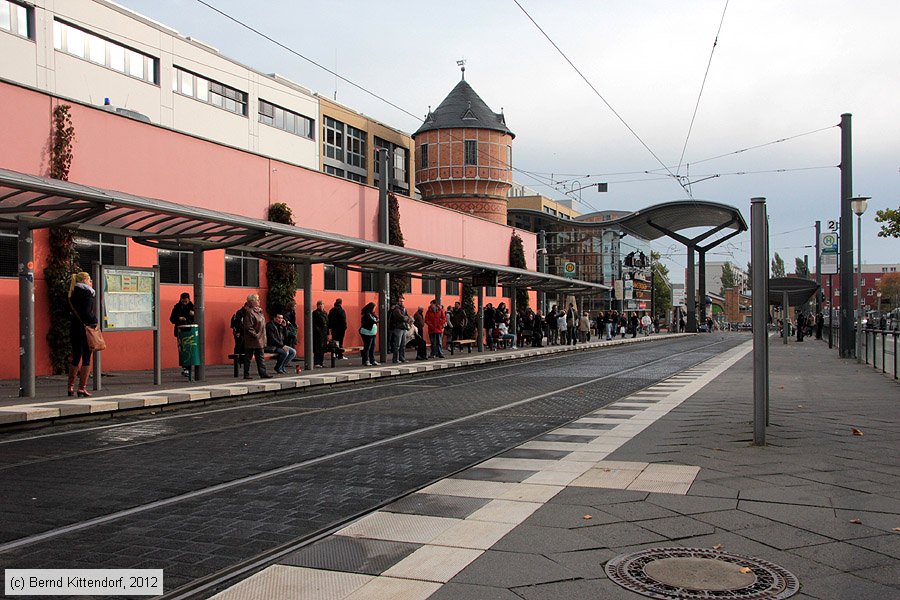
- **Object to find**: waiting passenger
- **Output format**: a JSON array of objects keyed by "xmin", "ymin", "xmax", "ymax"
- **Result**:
[{"xmin": 266, "ymin": 313, "xmax": 298, "ymax": 374}]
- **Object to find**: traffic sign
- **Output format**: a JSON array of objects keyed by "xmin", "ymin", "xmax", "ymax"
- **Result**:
[
  {"xmin": 820, "ymin": 231, "xmax": 838, "ymax": 253},
  {"xmin": 563, "ymin": 262, "xmax": 576, "ymax": 278}
]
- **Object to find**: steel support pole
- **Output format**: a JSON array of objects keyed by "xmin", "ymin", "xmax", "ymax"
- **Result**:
[
  {"xmin": 193, "ymin": 248, "xmax": 205, "ymax": 381},
  {"xmin": 153, "ymin": 265, "xmax": 161, "ymax": 386},
  {"xmin": 477, "ymin": 286, "xmax": 484, "ymax": 352},
  {"xmin": 17, "ymin": 219, "xmax": 35, "ymax": 398},
  {"xmin": 379, "ymin": 272, "xmax": 389, "ymax": 364},
  {"xmin": 828, "ymin": 274, "xmax": 834, "ymax": 349},
  {"xmin": 92, "ymin": 262, "xmax": 102, "ymax": 391},
  {"xmin": 815, "ymin": 221, "xmax": 822, "ymax": 315},
  {"xmin": 378, "ymin": 149, "xmax": 390, "ymax": 365},
  {"xmin": 856, "ymin": 213, "xmax": 863, "ymax": 363},
  {"xmin": 698, "ymin": 250, "xmax": 707, "ymax": 329},
  {"xmin": 302, "ymin": 262, "xmax": 313, "ymax": 371},
  {"xmin": 538, "ymin": 230, "xmax": 547, "ymax": 314},
  {"xmin": 783, "ymin": 291, "xmax": 790, "ymax": 345},
  {"xmin": 839, "ymin": 113, "xmax": 854, "ymax": 357},
  {"xmin": 751, "ymin": 198, "xmax": 768, "ymax": 446},
  {"xmin": 509, "ymin": 287, "xmax": 517, "ymax": 338},
  {"xmin": 686, "ymin": 245, "xmax": 697, "ymax": 332}
]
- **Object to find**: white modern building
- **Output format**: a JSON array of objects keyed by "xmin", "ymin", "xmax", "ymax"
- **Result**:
[
  {"xmin": 1, "ymin": 0, "xmax": 324, "ymax": 169},
  {"xmin": 692, "ymin": 260, "xmax": 749, "ymax": 295}
]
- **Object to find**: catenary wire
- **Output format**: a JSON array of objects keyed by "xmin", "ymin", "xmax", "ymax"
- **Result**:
[{"xmin": 676, "ymin": 0, "xmax": 730, "ymax": 177}]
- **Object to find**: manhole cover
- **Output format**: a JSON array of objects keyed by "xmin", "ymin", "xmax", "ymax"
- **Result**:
[{"xmin": 605, "ymin": 547, "xmax": 800, "ymax": 599}]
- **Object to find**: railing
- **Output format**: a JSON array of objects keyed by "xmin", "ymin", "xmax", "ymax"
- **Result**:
[{"xmin": 861, "ymin": 328, "xmax": 899, "ymax": 379}]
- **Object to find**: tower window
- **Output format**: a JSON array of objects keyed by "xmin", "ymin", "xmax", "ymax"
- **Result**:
[
  {"xmin": 420, "ymin": 143, "xmax": 428, "ymax": 168},
  {"xmin": 464, "ymin": 140, "xmax": 477, "ymax": 165}
]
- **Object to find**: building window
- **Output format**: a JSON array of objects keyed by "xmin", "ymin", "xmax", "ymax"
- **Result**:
[
  {"xmin": 324, "ymin": 264, "xmax": 348, "ymax": 291},
  {"xmin": 374, "ymin": 138, "xmax": 410, "ymax": 193},
  {"xmin": 173, "ymin": 67, "xmax": 246, "ymax": 116},
  {"xmin": 361, "ymin": 271, "xmax": 379, "ymax": 293},
  {"xmin": 345, "ymin": 172, "xmax": 365, "ymax": 183},
  {"xmin": 464, "ymin": 140, "xmax": 477, "ymax": 165},
  {"xmin": 53, "ymin": 20, "xmax": 158, "ymax": 84},
  {"xmin": 507, "ymin": 145, "xmax": 512, "ymax": 169},
  {"xmin": 420, "ymin": 144, "xmax": 428, "ymax": 168},
  {"xmin": 225, "ymin": 250, "xmax": 259, "ymax": 287},
  {"xmin": 867, "ymin": 288, "xmax": 874, "ymax": 296},
  {"xmin": 346, "ymin": 125, "xmax": 366, "ymax": 169},
  {"xmin": 0, "ymin": 230, "xmax": 16, "ymax": 277},
  {"xmin": 324, "ymin": 165, "xmax": 345, "ymax": 177},
  {"xmin": 485, "ymin": 285, "xmax": 496, "ymax": 297},
  {"xmin": 159, "ymin": 249, "xmax": 193, "ymax": 284},
  {"xmin": 501, "ymin": 285, "xmax": 512, "ymax": 298},
  {"xmin": 1, "ymin": 0, "xmax": 30, "ymax": 39},
  {"xmin": 75, "ymin": 231, "xmax": 128, "ymax": 268},
  {"xmin": 445, "ymin": 279, "xmax": 459, "ymax": 295},
  {"xmin": 422, "ymin": 276, "xmax": 438, "ymax": 296},
  {"xmin": 324, "ymin": 117, "xmax": 344, "ymax": 161},
  {"xmin": 258, "ymin": 100, "xmax": 314, "ymax": 139}
]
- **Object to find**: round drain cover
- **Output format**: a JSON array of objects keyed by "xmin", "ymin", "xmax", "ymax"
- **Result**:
[{"xmin": 605, "ymin": 547, "xmax": 800, "ymax": 599}]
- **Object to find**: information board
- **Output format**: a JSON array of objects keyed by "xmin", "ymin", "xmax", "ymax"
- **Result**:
[{"xmin": 101, "ymin": 267, "xmax": 158, "ymax": 331}]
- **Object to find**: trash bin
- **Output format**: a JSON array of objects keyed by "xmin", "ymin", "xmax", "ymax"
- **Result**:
[{"xmin": 176, "ymin": 324, "xmax": 200, "ymax": 369}]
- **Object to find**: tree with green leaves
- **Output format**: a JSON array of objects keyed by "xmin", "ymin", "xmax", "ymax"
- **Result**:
[
  {"xmin": 720, "ymin": 261, "xmax": 737, "ymax": 294},
  {"xmin": 650, "ymin": 251, "xmax": 671, "ymax": 319},
  {"xmin": 460, "ymin": 282, "xmax": 477, "ymax": 338},
  {"xmin": 771, "ymin": 252, "xmax": 785, "ymax": 278},
  {"xmin": 509, "ymin": 232, "xmax": 529, "ymax": 309},
  {"xmin": 794, "ymin": 256, "xmax": 809, "ymax": 278},
  {"xmin": 745, "ymin": 262, "xmax": 752, "ymax": 291},
  {"xmin": 265, "ymin": 203, "xmax": 298, "ymax": 318},
  {"xmin": 875, "ymin": 206, "xmax": 900, "ymax": 238}
]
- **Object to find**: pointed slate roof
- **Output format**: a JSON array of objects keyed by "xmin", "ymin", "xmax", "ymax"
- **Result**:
[{"xmin": 414, "ymin": 79, "xmax": 515, "ymax": 138}]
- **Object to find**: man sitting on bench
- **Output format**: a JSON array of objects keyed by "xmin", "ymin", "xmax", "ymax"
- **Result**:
[{"xmin": 266, "ymin": 313, "xmax": 297, "ymax": 374}]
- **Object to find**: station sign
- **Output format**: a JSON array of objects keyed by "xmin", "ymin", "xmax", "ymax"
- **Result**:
[
  {"xmin": 563, "ymin": 262, "xmax": 577, "ymax": 278},
  {"xmin": 820, "ymin": 231, "xmax": 838, "ymax": 275}
]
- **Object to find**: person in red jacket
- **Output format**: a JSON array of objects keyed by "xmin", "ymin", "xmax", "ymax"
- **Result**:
[{"xmin": 424, "ymin": 300, "xmax": 447, "ymax": 359}]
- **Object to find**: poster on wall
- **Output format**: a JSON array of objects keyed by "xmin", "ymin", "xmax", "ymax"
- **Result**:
[{"xmin": 101, "ymin": 266, "xmax": 158, "ymax": 331}]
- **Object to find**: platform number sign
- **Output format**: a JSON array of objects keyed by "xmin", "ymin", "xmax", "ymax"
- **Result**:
[
  {"xmin": 563, "ymin": 262, "xmax": 576, "ymax": 278},
  {"xmin": 827, "ymin": 219, "xmax": 839, "ymax": 232}
]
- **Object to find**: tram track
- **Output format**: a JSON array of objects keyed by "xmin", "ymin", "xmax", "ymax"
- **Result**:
[{"xmin": 0, "ymin": 335, "xmax": 746, "ymax": 599}]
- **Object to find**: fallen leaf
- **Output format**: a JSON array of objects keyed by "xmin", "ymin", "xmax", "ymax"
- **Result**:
[
  {"xmin": 893, "ymin": 528, "xmax": 900, "ymax": 532},
  {"xmin": 851, "ymin": 428, "xmax": 864, "ymax": 436},
  {"xmin": 797, "ymin": 405, "xmax": 804, "ymax": 408},
  {"xmin": 582, "ymin": 515, "xmax": 593, "ymax": 520},
  {"xmin": 739, "ymin": 567, "xmax": 752, "ymax": 574},
  {"xmin": 849, "ymin": 519, "xmax": 862, "ymax": 524},
  {"xmin": 778, "ymin": 385, "xmax": 784, "ymax": 389},
  {"xmin": 713, "ymin": 544, "xmax": 723, "ymax": 550}
]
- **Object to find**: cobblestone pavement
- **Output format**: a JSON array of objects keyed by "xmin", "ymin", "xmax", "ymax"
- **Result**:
[
  {"xmin": 198, "ymin": 336, "xmax": 898, "ymax": 600},
  {"xmin": 0, "ymin": 335, "xmax": 746, "ymax": 597}
]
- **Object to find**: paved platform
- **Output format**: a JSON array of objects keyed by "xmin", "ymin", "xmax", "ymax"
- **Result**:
[
  {"xmin": 0, "ymin": 334, "xmax": 684, "ymax": 427},
  {"xmin": 206, "ymin": 337, "xmax": 899, "ymax": 600}
]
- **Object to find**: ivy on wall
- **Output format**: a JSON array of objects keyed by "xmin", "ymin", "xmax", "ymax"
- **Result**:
[
  {"xmin": 460, "ymin": 282, "xmax": 477, "ymax": 338},
  {"xmin": 265, "ymin": 202, "xmax": 299, "ymax": 318},
  {"xmin": 388, "ymin": 193, "xmax": 410, "ymax": 304},
  {"xmin": 509, "ymin": 231, "xmax": 529, "ymax": 309},
  {"xmin": 44, "ymin": 104, "xmax": 80, "ymax": 374}
]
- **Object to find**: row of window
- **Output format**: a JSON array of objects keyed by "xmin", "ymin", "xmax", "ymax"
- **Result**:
[
  {"xmin": 0, "ymin": 232, "xmax": 510, "ymax": 296},
  {"xmin": 53, "ymin": 19, "xmax": 158, "ymax": 85},
  {"xmin": 322, "ymin": 116, "xmax": 410, "ymax": 192},
  {"xmin": 0, "ymin": 0, "xmax": 28, "ymax": 38},
  {"xmin": 173, "ymin": 67, "xmax": 246, "ymax": 116},
  {"xmin": 419, "ymin": 142, "xmax": 513, "ymax": 169}
]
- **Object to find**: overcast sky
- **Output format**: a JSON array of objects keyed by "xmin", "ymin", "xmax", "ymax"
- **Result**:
[{"xmin": 116, "ymin": 0, "xmax": 898, "ymax": 282}]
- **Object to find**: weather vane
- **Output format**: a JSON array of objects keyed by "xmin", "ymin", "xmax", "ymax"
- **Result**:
[{"xmin": 456, "ymin": 58, "xmax": 466, "ymax": 80}]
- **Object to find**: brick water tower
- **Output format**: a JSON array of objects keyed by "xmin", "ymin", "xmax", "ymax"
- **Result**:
[{"xmin": 413, "ymin": 66, "xmax": 514, "ymax": 224}]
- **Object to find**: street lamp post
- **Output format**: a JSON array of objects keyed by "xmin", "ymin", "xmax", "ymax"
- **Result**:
[{"xmin": 850, "ymin": 196, "xmax": 869, "ymax": 363}]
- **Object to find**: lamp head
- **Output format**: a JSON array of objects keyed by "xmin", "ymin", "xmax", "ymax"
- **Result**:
[{"xmin": 849, "ymin": 196, "xmax": 870, "ymax": 217}]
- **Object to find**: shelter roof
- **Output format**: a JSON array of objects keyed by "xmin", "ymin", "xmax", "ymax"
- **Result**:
[
  {"xmin": 612, "ymin": 200, "xmax": 747, "ymax": 241},
  {"xmin": 768, "ymin": 277, "xmax": 820, "ymax": 307},
  {"xmin": 0, "ymin": 168, "xmax": 604, "ymax": 294}
]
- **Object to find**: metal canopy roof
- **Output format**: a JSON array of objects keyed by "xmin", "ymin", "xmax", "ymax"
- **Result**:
[
  {"xmin": 613, "ymin": 200, "xmax": 747, "ymax": 241},
  {"xmin": 0, "ymin": 168, "xmax": 607, "ymax": 294},
  {"xmin": 768, "ymin": 277, "xmax": 820, "ymax": 307}
]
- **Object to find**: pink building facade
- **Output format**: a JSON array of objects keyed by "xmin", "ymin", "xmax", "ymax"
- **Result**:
[{"xmin": 0, "ymin": 80, "xmax": 537, "ymax": 379}]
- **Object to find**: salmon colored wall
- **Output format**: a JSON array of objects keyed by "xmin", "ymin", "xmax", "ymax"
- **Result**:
[{"xmin": 0, "ymin": 81, "xmax": 537, "ymax": 378}]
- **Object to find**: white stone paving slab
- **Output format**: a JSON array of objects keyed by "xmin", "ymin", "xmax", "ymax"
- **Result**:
[
  {"xmin": 467, "ymin": 499, "xmax": 542, "ymax": 524},
  {"xmin": 498, "ymin": 482, "xmax": 564, "ymax": 503},
  {"xmin": 571, "ymin": 467, "xmax": 642, "ymax": 490},
  {"xmin": 382, "ymin": 545, "xmax": 483, "ymax": 583},
  {"xmin": 418, "ymin": 479, "xmax": 518, "ymax": 499},
  {"xmin": 342, "ymin": 576, "xmax": 440, "ymax": 600},
  {"xmin": 428, "ymin": 519, "xmax": 518, "ymax": 550},
  {"xmin": 478, "ymin": 457, "xmax": 560, "ymax": 471},
  {"xmin": 335, "ymin": 512, "xmax": 458, "ymax": 544},
  {"xmin": 208, "ymin": 565, "xmax": 371, "ymax": 600}
]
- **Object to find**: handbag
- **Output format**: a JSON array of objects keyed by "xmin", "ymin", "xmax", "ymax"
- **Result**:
[{"xmin": 84, "ymin": 324, "xmax": 107, "ymax": 352}]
